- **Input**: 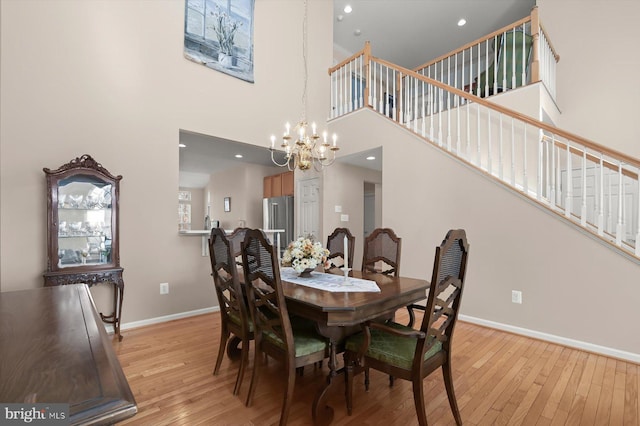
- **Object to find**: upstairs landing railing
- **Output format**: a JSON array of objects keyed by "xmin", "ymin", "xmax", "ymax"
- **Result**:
[
  {"xmin": 328, "ymin": 46, "xmax": 640, "ymax": 261},
  {"xmin": 413, "ymin": 6, "xmax": 559, "ymax": 101}
]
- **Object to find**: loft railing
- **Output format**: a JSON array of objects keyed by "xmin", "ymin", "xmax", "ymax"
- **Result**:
[
  {"xmin": 412, "ymin": 6, "xmax": 559, "ymax": 100},
  {"xmin": 328, "ymin": 46, "xmax": 640, "ymax": 261}
]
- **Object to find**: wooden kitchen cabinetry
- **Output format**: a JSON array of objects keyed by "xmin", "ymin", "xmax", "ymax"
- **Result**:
[{"xmin": 264, "ymin": 171, "xmax": 293, "ymax": 198}]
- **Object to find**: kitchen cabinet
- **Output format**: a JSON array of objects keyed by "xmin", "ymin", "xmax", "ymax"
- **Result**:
[{"xmin": 264, "ymin": 171, "xmax": 294, "ymax": 198}]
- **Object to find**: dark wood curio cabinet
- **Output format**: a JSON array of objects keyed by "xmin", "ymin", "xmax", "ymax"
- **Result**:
[{"xmin": 43, "ymin": 154, "xmax": 125, "ymax": 340}]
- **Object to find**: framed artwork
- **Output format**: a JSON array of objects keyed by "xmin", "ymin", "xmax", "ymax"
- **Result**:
[
  {"xmin": 184, "ymin": 0, "xmax": 255, "ymax": 83},
  {"xmin": 224, "ymin": 197, "xmax": 231, "ymax": 212}
]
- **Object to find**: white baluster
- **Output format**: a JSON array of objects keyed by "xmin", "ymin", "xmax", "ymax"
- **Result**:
[
  {"xmin": 565, "ymin": 144, "xmax": 573, "ymax": 219},
  {"xmin": 429, "ymin": 81, "xmax": 434, "ymax": 139},
  {"xmin": 414, "ymin": 74, "xmax": 418, "ymax": 132},
  {"xmin": 537, "ymin": 129, "xmax": 543, "ymax": 201},
  {"xmin": 447, "ymin": 58, "xmax": 451, "ymax": 150},
  {"xmin": 372, "ymin": 60, "xmax": 377, "ymax": 112},
  {"xmin": 521, "ymin": 23, "xmax": 527, "ymax": 87},
  {"xmin": 493, "ymin": 35, "xmax": 498, "ymax": 93},
  {"xmin": 502, "ymin": 31, "xmax": 508, "ymax": 92},
  {"xmin": 484, "ymin": 38, "xmax": 489, "ymax": 97},
  {"xmin": 581, "ymin": 149, "xmax": 587, "ymax": 226},
  {"xmin": 385, "ymin": 66, "xmax": 389, "ymax": 117},
  {"xmin": 607, "ymin": 168, "xmax": 613, "ymax": 233},
  {"xmin": 477, "ymin": 43, "xmax": 482, "ymax": 96},
  {"xmin": 616, "ymin": 162, "xmax": 623, "ymax": 246},
  {"xmin": 438, "ymin": 85, "xmax": 443, "ymax": 146},
  {"xmin": 367, "ymin": 56, "xmax": 372, "ymax": 107},
  {"xmin": 549, "ymin": 136, "xmax": 555, "ymax": 206},
  {"xmin": 421, "ymin": 80, "xmax": 426, "ymax": 137},
  {"xmin": 456, "ymin": 90, "xmax": 461, "ymax": 154},
  {"xmin": 465, "ymin": 92, "xmax": 470, "ymax": 159},
  {"xmin": 476, "ymin": 103, "xmax": 481, "ymax": 166},
  {"xmin": 392, "ymin": 68, "xmax": 396, "ymax": 120},
  {"xmin": 597, "ymin": 154, "xmax": 604, "ymax": 236}
]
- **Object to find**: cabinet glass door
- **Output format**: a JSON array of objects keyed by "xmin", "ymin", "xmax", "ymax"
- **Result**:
[{"xmin": 57, "ymin": 175, "xmax": 113, "ymax": 268}]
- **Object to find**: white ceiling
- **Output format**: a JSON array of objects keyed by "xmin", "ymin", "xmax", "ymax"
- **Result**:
[
  {"xmin": 179, "ymin": 0, "xmax": 535, "ymax": 186},
  {"xmin": 333, "ymin": 0, "xmax": 536, "ymax": 69}
]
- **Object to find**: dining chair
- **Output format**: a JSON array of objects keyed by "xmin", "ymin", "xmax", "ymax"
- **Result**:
[
  {"xmin": 344, "ymin": 229, "xmax": 470, "ymax": 426},
  {"xmin": 361, "ymin": 228, "xmax": 401, "ymax": 277},
  {"xmin": 227, "ymin": 227, "xmax": 248, "ymax": 264},
  {"xmin": 325, "ymin": 227, "xmax": 355, "ymax": 271},
  {"xmin": 208, "ymin": 228, "xmax": 253, "ymax": 397},
  {"xmin": 241, "ymin": 229, "xmax": 329, "ymax": 425}
]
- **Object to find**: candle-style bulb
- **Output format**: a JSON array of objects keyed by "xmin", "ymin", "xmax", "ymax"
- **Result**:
[
  {"xmin": 270, "ymin": 135, "xmax": 276, "ymax": 148},
  {"xmin": 332, "ymin": 133, "xmax": 338, "ymax": 147}
]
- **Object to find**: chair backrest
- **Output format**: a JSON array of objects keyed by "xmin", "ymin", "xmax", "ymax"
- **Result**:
[
  {"xmin": 362, "ymin": 228, "xmax": 401, "ymax": 277},
  {"xmin": 418, "ymin": 229, "xmax": 470, "ymax": 357},
  {"xmin": 326, "ymin": 227, "xmax": 355, "ymax": 270},
  {"xmin": 241, "ymin": 229, "xmax": 294, "ymax": 358},
  {"xmin": 227, "ymin": 227, "xmax": 249, "ymax": 261},
  {"xmin": 208, "ymin": 228, "xmax": 249, "ymax": 333}
]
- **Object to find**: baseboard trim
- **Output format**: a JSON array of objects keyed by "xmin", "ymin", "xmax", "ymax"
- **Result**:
[
  {"xmin": 460, "ymin": 314, "xmax": 640, "ymax": 364},
  {"xmin": 105, "ymin": 306, "xmax": 220, "ymax": 335}
]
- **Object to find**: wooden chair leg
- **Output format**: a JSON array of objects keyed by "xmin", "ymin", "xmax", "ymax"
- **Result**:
[
  {"xmin": 245, "ymin": 344, "xmax": 262, "ymax": 407},
  {"xmin": 389, "ymin": 375, "xmax": 395, "ymax": 387},
  {"xmin": 442, "ymin": 362, "xmax": 462, "ymax": 425},
  {"xmin": 279, "ymin": 364, "xmax": 296, "ymax": 426},
  {"xmin": 214, "ymin": 328, "xmax": 230, "ymax": 376},
  {"xmin": 412, "ymin": 378, "xmax": 428, "ymax": 426},
  {"xmin": 297, "ymin": 366, "xmax": 304, "ymax": 377},
  {"xmin": 344, "ymin": 354, "xmax": 354, "ymax": 415},
  {"xmin": 233, "ymin": 336, "xmax": 249, "ymax": 396},
  {"xmin": 364, "ymin": 367, "xmax": 370, "ymax": 391}
]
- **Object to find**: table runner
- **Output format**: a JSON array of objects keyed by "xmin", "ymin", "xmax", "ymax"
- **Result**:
[{"xmin": 280, "ymin": 267, "xmax": 381, "ymax": 292}]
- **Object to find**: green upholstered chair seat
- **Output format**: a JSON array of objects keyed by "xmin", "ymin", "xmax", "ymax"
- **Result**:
[
  {"xmin": 228, "ymin": 311, "xmax": 254, "ymax": 333},
  {"xmin": 345, "ymin": 321, "xmax": 442, "ymax": 370},
  {"xmin": 263, "ymin": 317, "xmax": 327, "ymax": 357}
]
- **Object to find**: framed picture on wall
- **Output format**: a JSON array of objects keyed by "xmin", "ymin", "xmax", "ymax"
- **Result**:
[{"xmin": 224, "ymin": 197, "xmax": 231, "ymax": 212}]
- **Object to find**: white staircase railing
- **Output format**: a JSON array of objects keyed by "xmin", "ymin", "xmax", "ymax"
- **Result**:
[
  {"xmin": 412, "ymin": 6, "xmax": 559, "ymax": 101},
  {"xmin": 328, "ymin": 46, "xmax": 640, "ymax": 261}
]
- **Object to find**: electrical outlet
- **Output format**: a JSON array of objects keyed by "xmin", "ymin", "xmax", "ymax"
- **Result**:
[
  {"xmin": 335, "ymin": 205, "xmax": 342, "ymax": 213},
  {"xmin": 160, "ymin": 282, "xmax": 169, "ymax": 295},
  {"xmin": 511, "ymin": 290, "xmax": 522, "ymax": 304}
]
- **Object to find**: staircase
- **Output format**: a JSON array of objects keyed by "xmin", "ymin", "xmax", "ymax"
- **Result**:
[{"xmin": 327, "ymin": 10, "xmax": 640, "ymax": 263}]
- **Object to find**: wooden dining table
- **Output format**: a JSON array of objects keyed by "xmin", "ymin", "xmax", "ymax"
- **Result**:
[{"xmin": 280, "ymin": 270, "xmax": 430, "ymax": 426}]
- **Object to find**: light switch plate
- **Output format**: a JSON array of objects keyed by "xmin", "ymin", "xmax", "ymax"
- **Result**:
[
  {"xmin": 335, "ymin": 205, "xmax": 342, "ymax": 213},
  {"xmin": 340, "ymin": 214, "xmax": 349, "ymax": 222}
]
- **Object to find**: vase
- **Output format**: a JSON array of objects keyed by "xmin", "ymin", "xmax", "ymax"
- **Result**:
[
  {"xmin": 218, "ymin": 52, "xmax": 233, "ymax": 68},
  {"xmin": 298, "ymin": 267, "xmax": 314, "ymax": 278}
]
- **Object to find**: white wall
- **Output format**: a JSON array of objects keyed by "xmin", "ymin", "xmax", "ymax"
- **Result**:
[
  {"xmin": 537, "ymin": 0, "xmax": 640, "ymax": 158},
  {"xmin": 0, "ymin": 1, "xmax": 334, "ymax": 321},
  {"xmin": 321, "ymin": 162, "xmax": 382, "ymax": 270}
]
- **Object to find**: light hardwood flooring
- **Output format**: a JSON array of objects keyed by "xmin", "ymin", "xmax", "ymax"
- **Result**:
[{"xmin": 113, "ymin": 311, "xmax": 639, "ymax": 425}]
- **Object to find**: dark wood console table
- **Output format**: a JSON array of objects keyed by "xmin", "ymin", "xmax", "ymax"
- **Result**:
[
  {"xmin": 44, "ymin": 268, "xmax": 125, "ymax": 341},
  {"xmin": 0, "ymin": 284, "xmax": 137, "ymax": 425}
]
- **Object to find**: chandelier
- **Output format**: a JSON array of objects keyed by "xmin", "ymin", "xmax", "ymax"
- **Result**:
[{"xmin": 269, "ymin": 0, "xmax": 339, "ymax": 172}]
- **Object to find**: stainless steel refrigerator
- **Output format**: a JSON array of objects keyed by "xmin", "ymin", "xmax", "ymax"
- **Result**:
[{"xmin": 263, "ymin": 196, "xmax": 294, "ymax": 256}]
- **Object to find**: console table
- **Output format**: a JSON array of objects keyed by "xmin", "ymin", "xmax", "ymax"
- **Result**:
[{"xmin": 0, "ymin": 284, "xmax": 137, "ymax": 425}]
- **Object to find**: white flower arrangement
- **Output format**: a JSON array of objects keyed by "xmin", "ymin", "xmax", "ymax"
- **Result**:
[
  {"xmin": 210, "ymin": 5, "xmax": 242, "ymax": 55},
  {"xmin": 282, "ymin": 236, "xmax": 329, "ymax": 273}
]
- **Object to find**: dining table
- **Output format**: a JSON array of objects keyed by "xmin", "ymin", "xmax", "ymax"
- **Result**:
[{"xmin": 280, "ymin": 269, "xmax": 430, "ymax": 426}]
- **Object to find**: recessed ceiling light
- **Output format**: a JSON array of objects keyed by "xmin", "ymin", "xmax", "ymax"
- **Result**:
[
  {"xmin": 235, "ymin": 154, "xmax": 243, "ymax": 159},
  {"xmin": 178, "ymin": 143, "xmax": 186, "ymax": 148},
  {"xmin": 344, "ymin": 5, "xmax": 352, "ymax": 14},
  {"xmin": 366, "ymin": 156, "xmax": 375, "ymax": 161},
  {"xmin": 354, "ymin": 29, "xmax": 361, "ymax": 36},
  {"xmin": 457, "ymin": 18, "xmax": 467, "ymax": 27}
]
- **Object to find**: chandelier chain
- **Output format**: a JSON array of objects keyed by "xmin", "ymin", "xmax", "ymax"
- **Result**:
[{"xmin": 301, "ymin": 0, "xmax": 308, "ymax": 123}]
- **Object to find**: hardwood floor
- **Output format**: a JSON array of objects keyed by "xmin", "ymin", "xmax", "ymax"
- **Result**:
[{"xmin": 113, "ymin": 311, "xmax": 640, "ymax": 425}]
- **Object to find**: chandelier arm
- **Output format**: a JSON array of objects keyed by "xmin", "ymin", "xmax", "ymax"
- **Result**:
[{"xmin": 270, "ymin": 150, "xmax": 292, "ymax": 168}]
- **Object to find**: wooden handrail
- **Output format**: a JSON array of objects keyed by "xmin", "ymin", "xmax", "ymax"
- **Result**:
[
  {"xmin": 328, "ymin": 42, "xmax": 369, "ymax": 75},
  {"xmin": 367, "ymin": 55, "xmax": 640, "ymax": 169}
]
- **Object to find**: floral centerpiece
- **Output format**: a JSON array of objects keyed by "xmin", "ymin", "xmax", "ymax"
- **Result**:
[
  {"xmin": 282, "ymin": 236, "xmax": 329, "ymax": 275},
  {"xmin": 210, "ymin": 6, "xmax": 242, "ymax": 59}
]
